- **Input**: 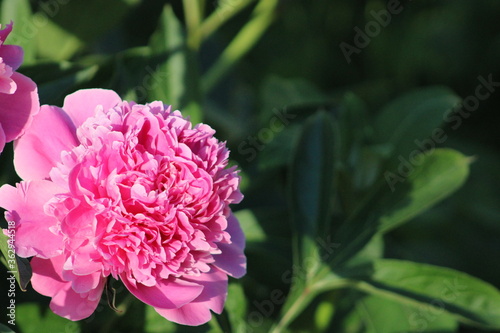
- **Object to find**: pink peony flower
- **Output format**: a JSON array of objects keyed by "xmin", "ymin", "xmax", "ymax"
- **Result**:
[
  {"xmin": 0, "ymin": 89, "xmax": 245, "ymax": 325},
  {"xmin": 0, "ymin": 22, "xmax": 39, "ymax": 152}
]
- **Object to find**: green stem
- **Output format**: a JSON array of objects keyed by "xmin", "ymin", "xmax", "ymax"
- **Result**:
[
  {"xmin": 183, "ymin": 0, "xmax": 204, "ymax": 50},
  {"xmin": 271, "ymin": 277, "xmax": 354, "ymax": 333},
  {"xmin": 270, "ymin": 287, "xmax": 317, "ymax": 333},
  {"xmin": 199, "ymin": 0, "xmax": 256, "ymax": 40},
  {"xmin": 201, "ymin": 0, "xmax": 279, "ymax": 94}
]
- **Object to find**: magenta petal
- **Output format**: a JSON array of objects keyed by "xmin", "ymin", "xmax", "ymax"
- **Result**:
[
  {"xmin": 0, "ymin": 181, "xmax": 64, "ymax": 258},
  {"xmin": 0, "ymin": 22, "xmax": 13, "ymax": 43},
  {"xmin": 121, "ymin": 274, "xmax": 203, "ymax": 310},
  {"xmin": 213, "ymin": 213, "xmax": 247, "ymax": 278},
  {"xmin": 63, "ymin": 89, "xmax": 122, "ymax": 128},
  {"xmin": 31, "ymin": 256, "xmax": 105, "ymax": 321},
  {"xmin": 155, "ymin": 268, "xmax": 228, "ymax": 326},
  {"xmin": 0, "ymin": 72, "xmax": 39, "ymax": 142},
  {"xmin": 30, "ymin": 255, "xmax": 66, "ymax": 297},
  {"xmin": 14, "ymin": 104, "xmax": 78, "ymax": 180},
  {"xmin": 0, "ymin": 44, "xmax": 23, "ymax": 70}
]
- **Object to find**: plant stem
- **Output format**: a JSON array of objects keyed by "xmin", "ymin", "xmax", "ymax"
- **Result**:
[
  {"xmin": 271, "ymin": 277, "xmax": 353, "ymax": 333},
  {"xmin": 183, "ymin": 0, "xmax": 204, "ymax": 50},
  {"xmin": 270, "ymin": 287, "xmax": 317, "ymax": 333},
  {"xmin": 201, "ymin": 0, "xmax": 279, "ymax": 94},
  {"xmin": 199, "ymin": 0, "xmax": 256, "ymax": 41}
]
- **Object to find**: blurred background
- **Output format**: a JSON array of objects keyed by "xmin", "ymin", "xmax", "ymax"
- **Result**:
[{"xmin": 0, "ymin": 0, "xmax": 500, "ymax": 332}]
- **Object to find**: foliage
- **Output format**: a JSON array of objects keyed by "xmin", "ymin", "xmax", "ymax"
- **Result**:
[{"xmin": 1, "ymin": 0, "xmax": 500, "ymax": 332}]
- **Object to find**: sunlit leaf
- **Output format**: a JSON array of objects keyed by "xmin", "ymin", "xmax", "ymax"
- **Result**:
[{"xmin": 334, "ymin": 149, "xmax": 470, "ymax": 267}]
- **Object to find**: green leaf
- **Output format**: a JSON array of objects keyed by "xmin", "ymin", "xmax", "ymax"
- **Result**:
[
  {"xmin": 234, "ymin": 209, "xmax": 266, "ymax": 242},
  {"xmin": 0, "ymin": 229, "xmax": 31, "ymax": 291},
  {"xmin": 379, "ymin": 148, "xmax": 470, "ymax": 233},
  {"xmin": 260, "ymin": 76, "xmax": 329, "ymax": 123},
  {"xmin": 224, "ymin": 283, "xmax": 249, "ymax": 333},
  {"xmin": 35, "ymin": 18, "xmax": 83, "ymax": 61},
  {"xmin": 258, "ymin": 124, "xmax": 302, "ymax": 170},
  {"xmin": 334, "ymin": 149, "xmax": 470, "ymax": 267},
  {"xmin": 272, "ymin": 111, "xmax": 337, "ymax": 332},
  {"xmin": 348, "ymin": 259, "xmax": 500, "ymax": 330},
  {"xmin": 289, "ymin": 111, "xmax": 336, "ymax": 273},
  {"xmin": 149, "ymin": 5, "xmax": 202, "ymax": 124},
  {"xmin": 16, "ymin": 303, "xmax": 80, "ymax": 333},
  {"xmin": 334, "ymin": 294, "xmax": 458, "ymax": 333},
  {"xmin": 373, "ymin": 86, "xmax": 461, "ymax": 162},
  {"xmin": 0, "ymin": 0, "xmax": 35, "ymax": 64}
]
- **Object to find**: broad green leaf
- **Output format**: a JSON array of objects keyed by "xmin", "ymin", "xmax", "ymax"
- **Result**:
[
  {"xmin": 274, "ymin": 111, "xmax": 336, "ymax": 332},
  {"xmin": 337, "ymin": 92, "xmax": 370, "ymax": 163},
  {"xmin": 35, "ymin": 17, "xmax": 83, "ymax": 61},
  {"xmin": 379, "ymin": 148, "xmax": 470, "ymax": 232},
  {"xmin": 225, "ymin": 283, "xmax": 249, "ymax": 333},
  {"xmin": 149, "ymin": 5, "xmax": 201, "ymax": 123},
  {"xmin": 373, "ymin": 86, "xmax": 461, "ymax": 162},
  {"xmin": 16, "ymin": 303, "xmax": 80, "ymax": 333},
  {"xmin": 289, "ymin": 111, "xmax": 336, "ymax": 272},
  {"xmin": 38, "ymin": 0, "xmax": 134, "ymax": 43},
  {"xmin": 144, "ymin": 305, "xmax": 179, "ymax": 333},
  {"xmin": 334, "ymin": 294, "xmax": 457, "ymax": 333},
  {"xmin": 346, "ymin": 260, "xmax": 500, "ymax": 330},
  {"xmin": 258, "ymin": 124, "xmax": 301, "ymax": 170},
  {"xmin": 0, "ymin": 0, "xmax": 35, "ymax": 64},
  {"xmin": 234, "ymin": 209, "xmax": 266, "ymax": 242},
  {"xmin": 334, "ymin": 149, "xmax": 470, "ymax": 267},
  {"xmin": 260, "ymin": 76, "xmax": 329, "ymax": 123}
]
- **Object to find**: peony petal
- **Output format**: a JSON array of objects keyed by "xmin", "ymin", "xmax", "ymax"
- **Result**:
[
  {"xmin": 31, "ymin": 256, "xmax": 105, "ymax": 321},
  {"xmin": 0, "ymin": 44, "xmax": 23, "ymax": 70},
  {"xmin": 0, "ymin": 72, "xmax": 39, "ymax": 142},
  {"xmin": 63, "ymin": 89, "xmax": 122, "ymax": 128},
  {"xmin": 30, "ymin": 255, "xmax": 66, "ymax": 297},
  {"xmin": 0, "ymin": 180, "xmax": 64, "ymax": 258},
  {"xmin": 121, "ymin": 273, "xmax": 203, "ymax": 310},
  {"xmin": 155, "ymin": 267, "xmax": 228, "ymax": 326},
  {"xmin": 14, "ymin": 104, "xmax": 77, "ymax": 180},
  {"xmin": 213, "ymin": 213, "xmax": 246, "ymax": 278},
  {"xmin": 62, "ymin": 269, "xmax": 103, "ymax": 294}
]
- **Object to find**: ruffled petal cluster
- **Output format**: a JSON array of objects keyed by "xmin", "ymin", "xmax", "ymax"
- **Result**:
[
  {"xmin": 0, "ymin": 89, "xmax": 245, "ymax": 325},
  {"xmin": 0, "ymin": 22, "xmax": 39, "ymax": 152}
]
